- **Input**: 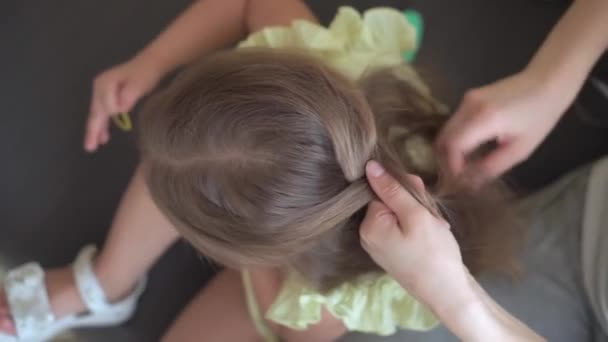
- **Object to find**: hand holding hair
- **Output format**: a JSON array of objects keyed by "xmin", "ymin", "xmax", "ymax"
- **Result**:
[{"xmin": 360, "ymin": 160, "xmax": 546, "ymax": 342}]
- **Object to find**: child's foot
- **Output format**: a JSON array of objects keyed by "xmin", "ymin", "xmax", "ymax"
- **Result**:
[
  {"xmin": 0, "ymin": 266, "xmax": 130, "ymax": 335},
  {"xmin": 0, "ymin": 267, "xmax": 86, "ymax": 335}
]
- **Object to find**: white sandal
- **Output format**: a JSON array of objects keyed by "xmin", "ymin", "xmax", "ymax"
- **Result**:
[{"xmin": 0, "ymin": 245, "xmax": 146, "ymax": 342}]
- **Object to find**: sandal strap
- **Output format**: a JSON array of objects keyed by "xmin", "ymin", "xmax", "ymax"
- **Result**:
[
  {"xmin": 3, "ymin": 262, "xmax": 55, "ymax": 339},
  {"xmin": 72, "ymin": 245, "xmax": 111, "ymax": 314}
]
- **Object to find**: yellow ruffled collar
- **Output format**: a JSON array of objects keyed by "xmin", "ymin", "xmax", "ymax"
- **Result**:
[{"xmin": 238, "ymin": 6, "xmax": 418, "ymax": 80}]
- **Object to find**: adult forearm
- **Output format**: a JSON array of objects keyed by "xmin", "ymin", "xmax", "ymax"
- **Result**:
[
  {"xmin": 527, "ymin": 0, "xmax": 608, "ymax": 99},
  {"xmin": 432, "ymin": 274, "xmax": 545, "ymax": 342}
]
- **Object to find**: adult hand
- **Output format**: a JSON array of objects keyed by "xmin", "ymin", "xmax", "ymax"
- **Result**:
[
  {"xmin": 360, "ymin": 160, "xmax": 546, "ymax": 342},
  {"xmin": 360, "ymin": 161, "xmax": 465, "ymax": 299},
  {"xmin": 436, "ymin": 70, "xmax": 571, "ymax": 185}
]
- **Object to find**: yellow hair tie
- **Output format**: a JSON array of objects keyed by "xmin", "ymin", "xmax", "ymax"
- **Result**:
[{"xmin": 112, "ymin": 112, "xmax": 132, "ymax": 131}]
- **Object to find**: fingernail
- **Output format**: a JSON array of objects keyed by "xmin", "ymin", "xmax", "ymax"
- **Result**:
[{"xmin": 367, "ymin": 161, "xmax": 385, "ymax": 177}]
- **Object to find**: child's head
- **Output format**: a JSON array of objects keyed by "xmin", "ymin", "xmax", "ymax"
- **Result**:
[{"xmin": 139, "ymin": 49, "xmax": 518, "ymax": 291}]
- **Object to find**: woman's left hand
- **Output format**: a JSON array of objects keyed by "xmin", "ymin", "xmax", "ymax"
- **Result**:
[
  {"xmin": 359, "ymin": 161, "xmax": 468, "ymax": 303},
  {"xmin": 360, "ymin": 161, "xmax": 546, "ymax": 341}
]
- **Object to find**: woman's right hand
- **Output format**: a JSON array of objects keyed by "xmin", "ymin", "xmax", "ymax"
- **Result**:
[
  {"xmin": 85, "ymin": 57, "xmax": 164, "ymax": 152},
  {"xmin": 436, "ymin": 69, "xmax": 574, "ymax": 186}
]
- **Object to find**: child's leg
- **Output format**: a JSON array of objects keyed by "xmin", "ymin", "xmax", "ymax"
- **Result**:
[
  {"xmin": 162, "ymin": 268, "xmax": 346, "ymax": 342},
  {"xmin": 94, "ymin": 164, "xmax": 180, "ymax": 301},
  {"xmin": 161, "ymin": 269, "xmax": 262, "ymax": 342},
  {"xmin": 0, "ymin": 164, "xmax": 179, "ymax": 331}
]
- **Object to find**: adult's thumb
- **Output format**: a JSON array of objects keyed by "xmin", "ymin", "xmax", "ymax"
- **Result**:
[{"xmin": 365, "ymin": 161, "xmax": 422, "ymax": 218}]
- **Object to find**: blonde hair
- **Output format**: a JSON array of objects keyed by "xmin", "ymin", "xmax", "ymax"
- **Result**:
[{"xmin": 139, "ymin": 49, "xmax": 519, "ymax": 291}]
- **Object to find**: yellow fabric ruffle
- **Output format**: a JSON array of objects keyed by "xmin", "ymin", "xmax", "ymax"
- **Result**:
[
  {"xmin": 266, "ymin": 272, "xmax": 438, "ymax": 336},
  {"xmin": 237, "ymin": 6, "xmax": 439, "ymax": 336},
  {"xmin": 238, "ymin": 6, "xmax": 418, "ymax": 81}
]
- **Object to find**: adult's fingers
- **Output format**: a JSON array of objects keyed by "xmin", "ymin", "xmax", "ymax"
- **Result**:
[
  {"xmin": 435, "ymin": 103, "xmax": 470, "ymax": 175},
  {"xmin": 359, "ymin": 200, "xmax": 399, "ymax": 251},
  {"xmin": 469, "ymin": 139, "xmax": 524, "ymax": 181},
  {"xmin": 436, "ymin": 103, "xmax": 502, "ymax": 177},
  {"xmin": 365, "ymin": 161, "xmax": 427, "ymax": 226}
]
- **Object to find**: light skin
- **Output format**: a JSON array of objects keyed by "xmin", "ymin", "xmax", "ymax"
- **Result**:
[
  {"xmin": 361, "ymin": 160, "xmax": 546, "ymax": 342},
  {"xmin": 85, "ymin": 0, "xmax": 316, "ymax": 152},
  {"xmin": 162, "ymin": 268, "xmax": 346, "ymax": 342},
  {"xmin": 0, "ymin": 0, "xmax": 320, "ymax": 338},
  {"xmin": 0, "ymin": 0, "xmax": 588, "ymax": 341},
  {"xmin": 436, "ymin": 0, "xmax": 608, "ymax": 186}
]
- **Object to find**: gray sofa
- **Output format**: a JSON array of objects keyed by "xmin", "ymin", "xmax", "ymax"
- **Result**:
[{"xmin": 2, "ymin": 0, "xmax": 607, "ymax": 341}]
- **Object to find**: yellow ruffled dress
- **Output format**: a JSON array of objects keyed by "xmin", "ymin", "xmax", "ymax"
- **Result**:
[
  {"xmin": 239, "ymin": 6, "xmax": 420, "ymax": 81},
  {"xmin": 237, "ymin": 6, "xmax": 439, "ymax": 341}
]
